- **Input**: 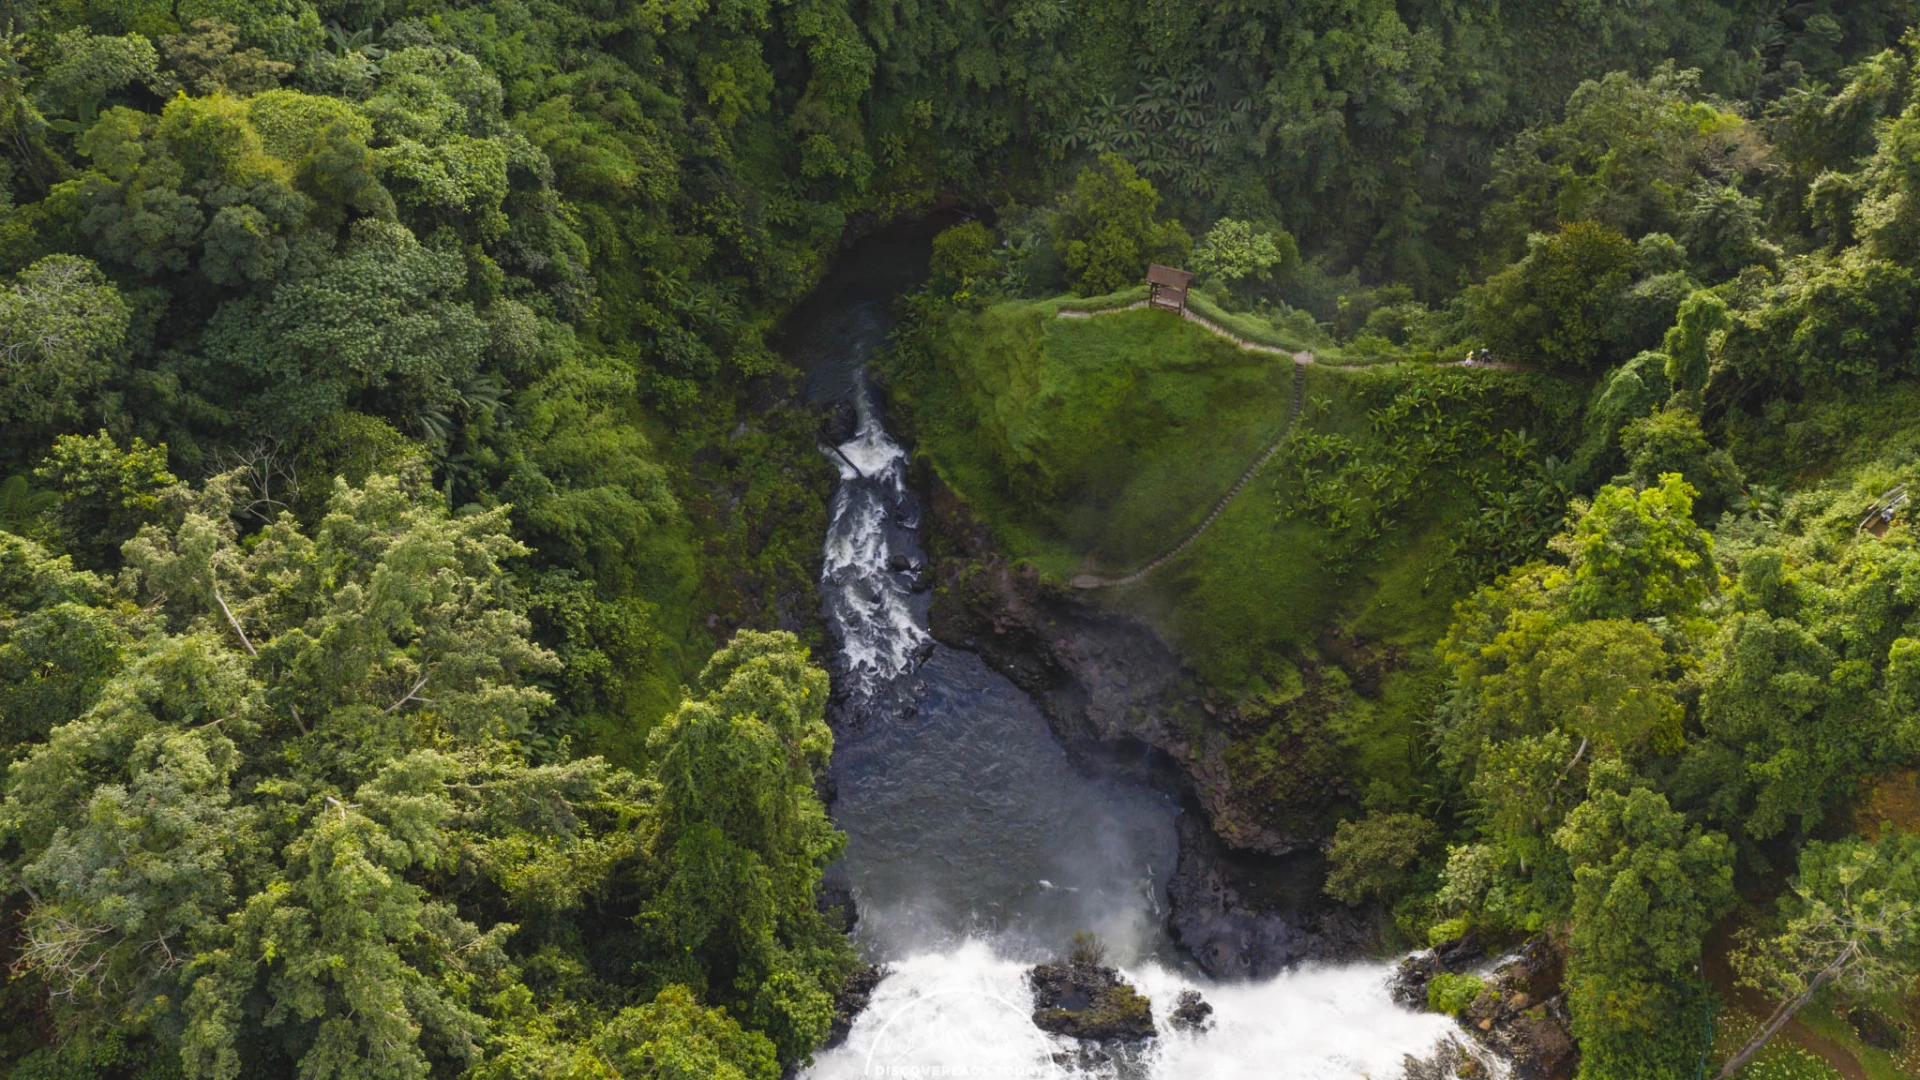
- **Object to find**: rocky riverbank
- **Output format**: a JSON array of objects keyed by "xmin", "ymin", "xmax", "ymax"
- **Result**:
[{"xmin": 1390, "ymin": 934, "xmax": 1578, "ymax": 1080}]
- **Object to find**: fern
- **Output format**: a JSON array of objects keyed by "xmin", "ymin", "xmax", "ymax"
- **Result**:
[{"xmin": 0, "ymin": 474, "xmax": 53, "ymax": 534}]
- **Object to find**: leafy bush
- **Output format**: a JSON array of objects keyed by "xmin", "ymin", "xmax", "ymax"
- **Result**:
[
  {"xmin": 1051, "ymin": 154, "xmax": 1192, "ymax": 297},
  {"xmin": 1427, "ymin": 973, "xmax": 1485, "ymax": 1017},
  {"xmin": 1192, "ymin": 218, "xmax": 1297, "ymax": 303},
  {"xmin": 929, "ymin": 221, "xmax": 996, "ymax": 302},
  {"xmin": 1069, "ymin": 931, "xmax": 1109, "ymax": 966},
  {"xmin": 1325, "ymin": 811, "xmax": 1438, "ymax": 905}
]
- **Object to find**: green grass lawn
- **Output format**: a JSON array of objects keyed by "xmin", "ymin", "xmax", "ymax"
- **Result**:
[
  {"xmin": 897, "ymin": 298, "xmax": 1300, "ymax": 573},
  {"xmin": 1105, "ymin": 363, "xmax": 1491, "ymax": 685}
]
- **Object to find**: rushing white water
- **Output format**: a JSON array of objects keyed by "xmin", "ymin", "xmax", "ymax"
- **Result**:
[
  {"xmin": 811, "ymin": 944, "xmax": 1467, "ymax": 1079},
  {"xmin": 1124, "ymin": 963, "xmax": 1470, "ymax": 1079},
  {"xmin": 821, "ymin": 381, "xmax": 933, "ymax": 696},
  {"xmin": 802, "ymin": 226, "xmax": 1483, "ymax": 1080}
]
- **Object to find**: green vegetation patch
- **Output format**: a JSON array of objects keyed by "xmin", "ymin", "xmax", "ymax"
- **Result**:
[
  {"xmin": 893, "ymin": 296, "xmax": 1585, "ymax": 835},
  {"xmin": 1427, "ymin": 973, "xmax": 1486, "ymax": 1017},
  {"xmin": 1184, "ymin": 289, "xmax": 1344, "ymax": 358},
  {"xmin": 1112, "ymin": 363, "xmax": 1580, "ymax": 696},
  {"xmin": 890, "ymin": 298, "xmax": 1300, "ymax": 573}
]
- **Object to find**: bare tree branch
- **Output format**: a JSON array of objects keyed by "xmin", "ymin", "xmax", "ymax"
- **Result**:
[
  {"xmin": 383, "ymin": 674, "xmax": 431, "ymax": 715},
  {"xmin": 210, "ymin": 439, "xmax": 299, "ymax": 523},
  {"xmin": 212, "ymin": 588, "xmax": 256, "ymax": 657},
  {"xmin": 1553, "ymin": 736, "xmax": 1589, "ymax": 789}
]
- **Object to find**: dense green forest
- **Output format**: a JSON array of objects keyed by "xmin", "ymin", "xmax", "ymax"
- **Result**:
[{"xmin": 4, "ymin": 0, "xmax": 1920, "ymax": 1076}]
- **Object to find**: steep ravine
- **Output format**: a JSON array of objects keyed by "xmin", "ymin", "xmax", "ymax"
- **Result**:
[{"xmin": 791, "ymin": 219, "xmax": 1493, "ymax": 1078}]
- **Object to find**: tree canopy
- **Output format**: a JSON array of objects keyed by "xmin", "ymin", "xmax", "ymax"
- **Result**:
[{"xmin": 0, "ymin": 1, "xmax": 1919, "ymax": 1076}]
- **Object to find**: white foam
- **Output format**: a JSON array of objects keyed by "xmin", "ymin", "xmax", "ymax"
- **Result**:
[
  {"xmin": 835, "ymin": 424, "xmax": 909, "ymax": 480},
  {"xmin": 807, "ymin": 946, "xmax": 1473, "ymax": 1080},
  {"xmin": 821, "ymin": 422, "xmax": 931, "ymax": 690},
  {"xmin": 810, "ymin": 943, "xmax": 1065, "ymax": 1079},
  {"xmin": 1128, "ymin": 960, "xmax": 1467, "ymax": 1079}
]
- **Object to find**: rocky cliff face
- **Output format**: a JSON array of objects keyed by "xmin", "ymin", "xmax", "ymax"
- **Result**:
[
  {"xmin": 918, "ymin": 468, "xmax": 1385, "ymax": 975},
  {"xmin": 923, "ymin": 471, "xmax": 1344, "ymax": 851},
  {"xmin": 1165, "ymin": 812, "xmax": 1377, "ymax": 978}
]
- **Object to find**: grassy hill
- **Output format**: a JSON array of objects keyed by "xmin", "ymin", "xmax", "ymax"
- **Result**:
[
  {"xmin": 885, "ymin": 295, "xmax": 1588, "ymax": 802},
  {"xmin": 887, "ymin": 297, "xmax": 1300, "ymax": 573}
]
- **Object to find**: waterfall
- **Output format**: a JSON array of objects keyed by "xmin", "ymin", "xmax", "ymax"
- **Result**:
[{"xmin": 820, "ymin": 380, "xmax": 932, "ymax": 703}]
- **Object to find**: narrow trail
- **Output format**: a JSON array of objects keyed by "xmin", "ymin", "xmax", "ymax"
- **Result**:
[
  {"xmin": 1059, "ymin": 301, "xmax": 1562, "ymax": 374},
  {"xmin": 1702, "ymin": 918, "xmax": 1870, "ymax": 1080},
  {"xmin": 1057, "ymin": 300, "xmax": 1314, "ymax": 364},
  {"xmin": 1061, "ymin": 300, "xmax": 1312, "ymax": 591},
  {"xmin": 1056, "ymin": 301, "xmax": 1567, "ymax": 590},
  {"xmin": 1071, "ymin": 361, "xmax": 1307, "ymax": 590}
]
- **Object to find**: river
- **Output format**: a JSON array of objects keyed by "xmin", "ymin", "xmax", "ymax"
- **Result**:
[{"xmin": 788, "ymin": 221, "xmax": 1470, "ymax": 1079}]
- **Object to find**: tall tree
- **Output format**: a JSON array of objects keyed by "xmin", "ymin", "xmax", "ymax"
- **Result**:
[
  {"xmin": 1719, "ymin": 834, "xmax": 1920, "ymax": 1078},
  {"xmin": 1555, "ymin": 763, "xmax": 1736, "ymax": 1080},
  {"xmin": 1051, "ymin": 153, "xmax": 1191, "ymax": 297}
]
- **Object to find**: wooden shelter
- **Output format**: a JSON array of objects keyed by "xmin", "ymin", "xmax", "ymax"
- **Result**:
[{"xmin": 1146, "ymin": 264, "xmax": 1194, "ymax": 313}]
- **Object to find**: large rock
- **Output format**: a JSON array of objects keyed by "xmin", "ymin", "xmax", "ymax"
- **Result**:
[
  {"xmin": 1166, "ymin": 811, "xmax": 1377, "ymax": 978},
  {"xmin": 1400, "ymin": 1036, "xmax": 1496, "ymax": 1080},
  {"xmin": 821, "ymin": 397, "xmax": 860, "ymax": 446},
  {"xmin": 824, "ymin": 964, "xmax": 889, "ymax": 1050},
  {"xmin": 1027, "ymin": 961, "xmax": 1157, "ymax": 1042},
  {"xmin": 1387, "ymin": 933, "xmax": 1486, "ymax": 1009},
  {"xmin": 1168, "ymin": 989, "xmax": 1214, "ymax": 1032},
  {"xmin": 1393, "ymin": 934, "xmax": 1577, "ymax": 1080}
]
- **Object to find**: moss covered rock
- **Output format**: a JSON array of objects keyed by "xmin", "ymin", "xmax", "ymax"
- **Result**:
[{"xmin": 1027, "ymin": 960, "xmax": 1157, "ymax": 1042}]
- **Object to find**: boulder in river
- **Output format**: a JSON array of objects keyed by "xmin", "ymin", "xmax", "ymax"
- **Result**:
[
  {"xmin": 1027, "ymin": 956, "xmax": 1156, "ymax": 1042},
  {"xmin": 1387, "ymin": 931, "xmax": 1485, "ymax": 1009},
  {"xmin": 821, "ymin": 398, "xmax": 859, "ymax": 445},
  {"xmin": 1168, "ymin": 989, "xmax": 1214, "ymax": 1032},
  {"xmin": 1399, "ymin": 1035, "xmax": 1495, "ymax": 1080}
]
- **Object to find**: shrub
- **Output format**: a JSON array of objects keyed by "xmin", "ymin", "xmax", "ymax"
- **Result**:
[
  {"xmin": 1324, "ymin": 811, "xmax": 1438, "ymax": 905},
  {"xmin": 1427, "ymin": 973, "xmax": 1485, "ymax": 1017},
  {"xmin": 1069, "ymin": 931, "xmax": 1109, "ymax": 966}
]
